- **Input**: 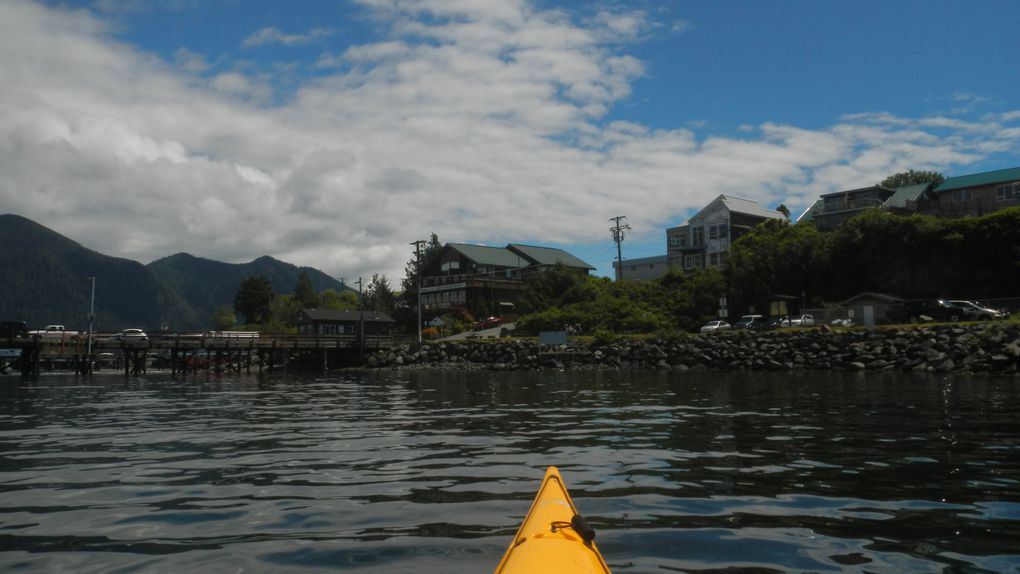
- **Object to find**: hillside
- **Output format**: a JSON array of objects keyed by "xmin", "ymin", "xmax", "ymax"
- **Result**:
[
  {"xmin": 1, "ymin": 214, "xmax": 349, "ymax": 331},
  {"xmin": 147, "ymin": 253, "xmax": 348, "ymax": 325}
]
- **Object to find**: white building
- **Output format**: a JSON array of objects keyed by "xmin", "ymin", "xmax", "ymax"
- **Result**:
[
  {"xmin": 612, "ymin": 255, "xmax": 669, "ymax": 281},
  {"xmin": 666, "ymin": 195, "xmax": 787, "ymax": 271}
]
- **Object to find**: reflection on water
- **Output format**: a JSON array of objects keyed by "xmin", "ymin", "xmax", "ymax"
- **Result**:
[{"xmin": 1, "ymin": 370, "xmax": 1019, "ymax": 573}]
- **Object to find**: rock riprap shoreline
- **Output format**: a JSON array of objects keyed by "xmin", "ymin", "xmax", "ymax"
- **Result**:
[{"xmin": 365, "ymin": 324, "xmax": 1020, "ymax": 374}]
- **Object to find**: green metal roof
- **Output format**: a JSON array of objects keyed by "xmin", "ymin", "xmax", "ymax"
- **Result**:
[
  {"xmin": 935, "ymin": 166, "xmax": 1020, "ymax": 193},
  {"xmin": 508, "ymin": 244, "xmax": 595, "ymax": 270},
  {"xmin": 447, "ymin": 243, "xmax": 527, "ymax": 268}
]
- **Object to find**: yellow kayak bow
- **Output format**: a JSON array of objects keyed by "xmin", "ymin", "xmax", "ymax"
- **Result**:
[{"xmin": 493, "ymin": 466, "xmax": 611, "ymax": 574}]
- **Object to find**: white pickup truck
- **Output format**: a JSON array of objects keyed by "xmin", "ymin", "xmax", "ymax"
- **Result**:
[{"xmin": 29, "ymin": 325, "xmax": 80, "ymax": 337}]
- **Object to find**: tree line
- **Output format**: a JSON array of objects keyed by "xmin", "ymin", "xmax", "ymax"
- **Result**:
[
  {"xmin": 222, "ymin": 272, "xmax": 397, "ymax": 333},
  {"xmin": 516, "ymin": 206, "xmax": 1020, "ymax": 336},
  {"xmin": 223, "ymin": 165, "xmax": 1019, "ymax": 337}
]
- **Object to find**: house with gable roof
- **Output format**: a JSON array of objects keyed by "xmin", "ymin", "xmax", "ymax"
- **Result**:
[
  {"xmin": 796, "ymin": 182, "xmax": 939, "ymax": 228},
  {"xmin": 418, "ymin": 242, "xmax": 595, "ymax": 316},
  {"xmin": 808, "ymin": 184, "xmax": 897, "ymax": 231},
  {"xmin": 666, "ymin": 195, "xmax": 787, "ymax": 272},
  {"xmin": 917, "ymin": 166, "xmax": 1020, "ymax": 218},
  {"xmin": 798, "ymin": 166, "xmax": 1020, "ymax": 228}
]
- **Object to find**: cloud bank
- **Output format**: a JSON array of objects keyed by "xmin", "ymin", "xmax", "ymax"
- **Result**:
[{"xmin": 1, "ymin": 0, "xmax": 1017, "ymax": 282}]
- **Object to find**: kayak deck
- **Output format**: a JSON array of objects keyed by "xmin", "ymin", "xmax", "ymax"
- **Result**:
[{"xmin": 493, "ymin": 466, "xmax": 611, "ymax": 574}]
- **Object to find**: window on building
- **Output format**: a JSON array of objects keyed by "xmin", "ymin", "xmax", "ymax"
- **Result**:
[
  {"xmin": 707, "ymin": 221, "xmax": 728, "ymax": 240},
  {"xmin": 693, "ymin": 254, "xmax": 703, "ymax": 268},
  {"xmin": 996, "ymin": 182, "xmax": 1020, "ymax": 201},
  {"xmin": 708, "ymin": 253, "xmax": 719, "ymax": 266},
  {"xmin": 952, "ymin": 189, "xmax": 973, "ymax": 202},
  {"xmin": 692, "ymin": 226, "xmax": 705, "ymax": 247},
  {"xmin": 683, "ymin": 255, "xmax": 693, "ymax": 270},
  {"xmin": 669, "ymin": 232, "xmax": 688, "ymax": 248}
]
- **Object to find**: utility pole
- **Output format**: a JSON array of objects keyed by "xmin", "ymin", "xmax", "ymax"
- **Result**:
[
  {"xmin": 86, "ymin": 276, "xmax": 96, "ymax": 375},
  {"xmin": 356, "ymin": 277, "xmax": 365, "ymax": 355},
  {"xmin": 609, "ymin": 216, "xmax": 631, "ymax": 281},
  {"xmin": 410, "ymin": 239, "xmax": 426, "ymax": 343}
]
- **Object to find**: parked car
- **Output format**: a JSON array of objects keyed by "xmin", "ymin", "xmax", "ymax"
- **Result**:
[
  {"xmin": 473, "ymin": 316, "xmax": 502, "ymax": 331},
  {"xmin": 830, "ymin": 318, "xmax": 853, "ymax": 327},
  {"xmin": 781, "ymin": 314, "xmax": 815, "ymax": 327},
  {"xmin": 946, "ymin": 300, "xmax": 1007, "ymax": 321},
  {"xmin": 733, "ymin": 314, "xmax": 765, "ymax": 329},
  {"xmin": 113, "ymin": 328, "xmax": 148, "ymax": 341},
  {"xmin": 700, "ymin": 320, "xmax": 731, "ymax": 333}
]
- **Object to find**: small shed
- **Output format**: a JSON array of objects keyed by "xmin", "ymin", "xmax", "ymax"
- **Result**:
[
  {"xmin": 756, "ymin": 294, "xmax": 800, "ymax": 318},
  {"xmin": 839, "ymin": 292, "xmax": 904, "ymax": 326}
]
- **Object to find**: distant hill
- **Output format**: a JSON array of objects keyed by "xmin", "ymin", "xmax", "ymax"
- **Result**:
[
  {"xmin": 147, "ymin": 253, "xmax": 348, "ymax": 326},
  {"xmin": 1, "ymin": 214, "xmax": 350, "ymax": 331}
]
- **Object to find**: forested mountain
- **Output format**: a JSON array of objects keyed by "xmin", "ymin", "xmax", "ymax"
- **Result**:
[
  {"xmin": 147, "ymin": 253, "xmax": 347, "ymax": 326},
  {"xmin": 1, "ymin": 214, "xmax": 346, "ymax": 331}
]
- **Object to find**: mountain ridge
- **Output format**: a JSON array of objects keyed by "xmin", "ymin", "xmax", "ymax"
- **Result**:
[{"xmin": 1, "ymin": 213, "xmax": 349, "ymax": 331}]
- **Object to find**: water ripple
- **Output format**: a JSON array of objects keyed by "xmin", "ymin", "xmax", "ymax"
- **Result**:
[{"xmin": 1, "ymin": 370, "xmax": 1019, "ymax": 573}]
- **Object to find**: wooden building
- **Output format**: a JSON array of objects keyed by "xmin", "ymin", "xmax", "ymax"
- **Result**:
[
  {"xmin": 417, "ymin": 243, "xmax": 594, "ymax": 316},
  {"xmin": 296, "ymin": 309, "xmax": 395, "ymax": 344}
]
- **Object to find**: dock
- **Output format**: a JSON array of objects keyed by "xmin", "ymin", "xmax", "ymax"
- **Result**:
[{"xmin": 0, "ymin": 332, "xmax": 395, "ymax": 377}]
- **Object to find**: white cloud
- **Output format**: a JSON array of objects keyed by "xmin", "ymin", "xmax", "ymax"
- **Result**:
[
  {"xmin": 242, "ymin": 26, "xmax": 331, "ymax": 48},
  {"xmin": 173, "ymin": 47, "xmax": 209, "ymax": 73},
  {"xmin": 1, "ymin": 0, "xmax": 1018, "ymax": 284}
]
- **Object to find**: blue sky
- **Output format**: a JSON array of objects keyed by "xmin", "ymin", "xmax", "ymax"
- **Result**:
[{"xmin": 2, "ymin": 0, "xmax": 1019, "ymax": 280}]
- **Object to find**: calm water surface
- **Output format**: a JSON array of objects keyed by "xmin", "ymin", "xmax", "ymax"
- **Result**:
[{"xmin": 1, "ymin": 370, "xmax": 1019, "ymax": 573}]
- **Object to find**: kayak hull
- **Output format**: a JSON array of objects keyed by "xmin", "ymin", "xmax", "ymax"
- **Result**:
[{"xmin": 493, "ymin": 466, "xmax": 611, "ymax": 574}]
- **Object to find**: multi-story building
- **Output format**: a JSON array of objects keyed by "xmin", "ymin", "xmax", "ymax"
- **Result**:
[
  {"xmin": 917, "ymin": 166, "xmax": 1020, "ymax": 218},
  {"xmin": 800, "ymin": 166, "xmax": 1020, "ymax": 228},
  {"xmin": 418, "ymin": 243, "xmax": 594, "ymax": 315},
  {"xmin": 808, "ymin": 185, "xmax": 896, "ymax": 231},
  {"xmin": 666, "ymin": 195, "xmax": 786, "ymax": 272}
]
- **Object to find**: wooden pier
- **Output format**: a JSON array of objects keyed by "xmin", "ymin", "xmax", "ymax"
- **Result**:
[{"xmin": 0, "ymin": 332, "xmax": 395, "ymax": 377}]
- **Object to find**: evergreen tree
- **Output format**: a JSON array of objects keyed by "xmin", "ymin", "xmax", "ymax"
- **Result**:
[
  {"xmin": 294, "ymin": 272, "xmax": 319, "ymax": 308},
  {"xmin": 233, "ymin": 276, "xmax": 275, "ymax": 324},
  {"xmin": 365, "ymin": 273, "xmax": 395, "ymax": 314},
  {"xmin": 402, "ymin": 233, "xmax": 442, "ymax": 293}
]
